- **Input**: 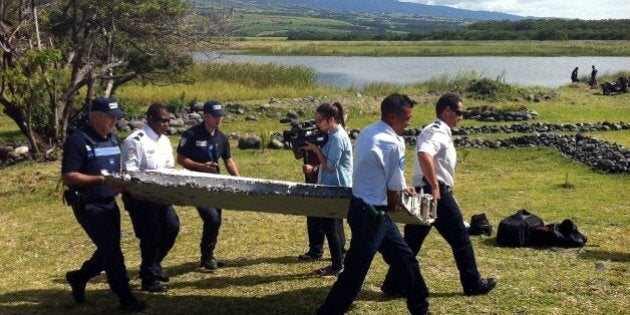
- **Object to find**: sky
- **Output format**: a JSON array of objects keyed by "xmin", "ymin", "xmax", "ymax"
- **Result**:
[{"xmin": 399, "ymin": 0, "xmax": 630, "ymax": 20}]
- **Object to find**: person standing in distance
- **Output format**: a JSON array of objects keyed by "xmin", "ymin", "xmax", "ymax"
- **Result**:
[
  {"xmin": 300, "ymin": 102, "xmax": 352, "ymax": 277},
  {"xmin": 62, "ymin": 97, "xmax": 146, "ymax": 312},
  {"xmin": 121, "ymin": 103, "xmax": 180, "ymax": 293},
  {"xmin": 317, "ymin": 94, "xmax": 429, "ymax": 315},
  {"xmin": 571, "ymin": 67, "xmax": 579, "ymax": 83},
  {"xmin": 590, "ymin": 65, "xmax": 598, "ymax": 87},
  {"xmin": 177, "ymin": 100, "xmax": 240, "ymax": 270},
  {"xmin": 381, "ymin": 93, "xmax": 497, "ymax": 298}
]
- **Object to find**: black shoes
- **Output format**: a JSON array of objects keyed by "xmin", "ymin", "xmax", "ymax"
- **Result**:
[
  {"xmin": 142, "ymin": 279, "xmax": 168, "ymax": 293},
  {"xmin": 469, "ymin": 213, "xmax": 493, "ymax": 236},
  {"xmin": 411, "ymin": 303, "xmax": 429, "ymax": 315},
  {"xmin": 66, "ymin": 270, "xmax": 87, "ymax": 304},
  {"xmin": 119, "ymin": 293, "xmax": 147, "ymax": 312},
  {"xmin": 200, "ymin": 255, "xmax": 225, "ymax": 270},
  {"xmin": 464, "ymin": 278, "xmax": 497, "ymax": 296},
  {"xmin": 298, "ymin": 252, "xmax": 323, "ymax": 261},
  {"xmin": 156, "ymin": 267, "xmax": 170, "ymax": 282}
]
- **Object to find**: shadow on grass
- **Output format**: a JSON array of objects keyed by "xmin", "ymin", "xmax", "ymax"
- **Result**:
[
  {"xmin": 220, "ymin": 255, "xmax": 308, "ymax": 267},
  {"xmin": 0, "ymin": 288, "xmax": 122, "ymax": 315},
  {"xmin": 174, "ymin": 270, "xmax": 314, "ymax": 290},
  {"xmin": 0, "ymin": 130, "xmax": 23, "ymax": 142},
  {"xmin": 50, "ymin": 256, "xmax": 313, "ymax": 288},
  {"xmin": 0, "ymin": 286, "xmax": 331, "ymax": 315},
  {"xmin": 358, "ymin": 289, "xmax": 461, "ymax": 302},
  {"xmin": 578, "ymin": 249, "xmax": 630, "ymax": 262}
]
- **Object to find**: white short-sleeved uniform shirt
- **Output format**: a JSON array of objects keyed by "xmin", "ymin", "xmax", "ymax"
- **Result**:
[
  {"xmin": 352, "ymin": 121, "xmax": 407, "ymax": 206},
  {"xmin": 412, "ymin": 118, "xmax": 456, "ymax": 188},
  {"xmin": 123, "ymin": 124, "xmax": 174, "ymax": 171}
]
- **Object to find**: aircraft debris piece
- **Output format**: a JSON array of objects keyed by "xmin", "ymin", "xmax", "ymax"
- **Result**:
[{"xmin": 107, "ymin": 169, "xmax": 431, "ymax": 225}]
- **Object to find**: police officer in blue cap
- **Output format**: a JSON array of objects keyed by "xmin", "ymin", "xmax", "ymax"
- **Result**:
[
  {"xmin": 62, "ymin": 97, "xmax": 146, "ymax": 312},
  {"xmin": 177, "ymin": 100, "xmax": 240, "ymax": 270}
]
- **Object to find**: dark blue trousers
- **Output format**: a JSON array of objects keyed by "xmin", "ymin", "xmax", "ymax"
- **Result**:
[
  {"xmin": 307, "ymin": 217, "xmax": 345, "ymax": 269},
  {"xmin": 122, "ymin": 194, "xmax": 180, "ymax": 281},
  {"xmin": 71, "ymin": 198, "xmax": 131, "ymax": 295},
  {"xmin": 197, "ymin": 207, "xmax": 221, "ymax": 255},
  {"xmin": 382, "ymin": 185, "xmax": 482, "ymax": 294},
  {"xmin": 306, "ymin": 216, "xmax": 326, "ymax": 256},
  {"xmin": 317, "ymin": 198, "xmax": 428, "ymax": 315}
]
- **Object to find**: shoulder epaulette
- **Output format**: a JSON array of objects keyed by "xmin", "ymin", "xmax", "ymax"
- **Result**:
[{"xmin": 133, "ymin": 132, "xmax": 145, "ymax": 141}]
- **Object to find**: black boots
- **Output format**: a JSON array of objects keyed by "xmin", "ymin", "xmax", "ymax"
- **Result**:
[
  {"xmin": 141, "ymin": 278, "xmax": 168, "ymax": 293},
  {"xmin": 118, "ymin": 291, "xmax": 147, "ymax": 312},
  {"xmin": 464, "ymin": 278, "xmax": 498, "ymax": 296},
  {"xmin": 66, "ymin": 270, "xmax": 87, "ymax": 304},
  {"xmin": 468, "ymin": 213, "xmax": 493, "ymax": 236},
  {"xmin": 200, "ymin": 253, "xmax": 220, "ymax": 270}
]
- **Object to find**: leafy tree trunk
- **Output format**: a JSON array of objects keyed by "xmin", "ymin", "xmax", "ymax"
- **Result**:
[{"xmin": 1, "ymin": 0, "xmax": 233, "ymax": 160}]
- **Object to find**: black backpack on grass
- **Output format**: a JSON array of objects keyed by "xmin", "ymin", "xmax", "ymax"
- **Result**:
[
  {"xmin": 529, "ymin": 219, "xmax": 588, "ymax": 247},
  {"xmin": 496, "ymin": 209, "xmax": 544, "ymax": 247}
]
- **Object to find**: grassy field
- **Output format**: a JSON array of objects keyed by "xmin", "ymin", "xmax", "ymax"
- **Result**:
[
  {"xmin": 230, "ymin": 13, "xmax": 356, "ymax": 38},
  {"xmin": 229, "ymin": 40, "xmax": 630, "ymax": 56},
  {"xmin": 0, "ymin": 66, "xmax": 629, "ymax": 314}
]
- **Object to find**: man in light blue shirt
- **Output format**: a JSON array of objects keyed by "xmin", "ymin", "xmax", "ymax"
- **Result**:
[{"xmin": 317, "ymin": 94, "xmax": 428, "ymax": 315}]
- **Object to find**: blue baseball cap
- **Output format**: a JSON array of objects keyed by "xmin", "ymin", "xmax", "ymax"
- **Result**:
[
  {"xmin": 91, "ymin": 97, "xmax": 124, "ymax": 118},
  {"xmin": 203, "ymin": 100, "xmax": 225, "ymax": 117}
]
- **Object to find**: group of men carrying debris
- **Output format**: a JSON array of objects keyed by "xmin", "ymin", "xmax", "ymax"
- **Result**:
[{"xmin": 61, "ymin": 93, "xmax": 496, "ymax": 314}]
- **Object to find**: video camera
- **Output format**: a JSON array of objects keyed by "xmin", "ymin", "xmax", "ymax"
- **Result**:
[{"xmin": 282, "ymin": 119, "xmax": 328, "ymax": 153}]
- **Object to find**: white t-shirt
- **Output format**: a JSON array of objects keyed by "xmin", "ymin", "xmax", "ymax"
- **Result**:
[
  {"xmin": 413, "ymin": 118, "xmax": 456, "ymax": 188},
  {"xmin": 352, "ymin": 121, "xmax": 407, "ymax": 206},
  {"xmin": 123, "ymin": 124, "xmax": 174, "ymax": 171}
]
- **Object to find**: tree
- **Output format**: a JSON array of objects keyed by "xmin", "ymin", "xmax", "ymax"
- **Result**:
[{"xmin": 1, "ymin": 0, "xmax": 232, "ymax": 158}]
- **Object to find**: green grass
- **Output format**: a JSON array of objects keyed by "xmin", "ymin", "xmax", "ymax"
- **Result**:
[
  {"xmin": 230, "ymin": 40, "xmax": 630, "ymax": 56},
  {"xmin": 0, "ymin": 140, "xmax": 628, "ymax": 314},
  {"xmin": 231, "ymin": 13, "xmax": 355, "ymax": 37}
]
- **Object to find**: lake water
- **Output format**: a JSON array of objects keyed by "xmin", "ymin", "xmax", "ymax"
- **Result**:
[{"xmin": 192, "ymin": 53, "xmax": 630, "ymax": 89}]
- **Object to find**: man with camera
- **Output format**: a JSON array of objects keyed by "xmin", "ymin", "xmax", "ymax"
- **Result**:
[
  {"xmin": 286, "ymin": 119, "xmax": 347, "ymax": 263},
  {"xmin": 62, "ymin": 97, "xmax": 146, "ymax": 312},
  {"xmin": 282, "ymin": 119, "xmax": 346, "ymax": 260},
  {"xmin": 177, "ymin": 100, "xmax": 240, "ymax": 270},
  {"xmin": 299, "ymin": 102, "xmax": 352, "ymax": 277},
  {"xmin": 381, "ymin": 93, "xmax": 497, "ymax": 299}
]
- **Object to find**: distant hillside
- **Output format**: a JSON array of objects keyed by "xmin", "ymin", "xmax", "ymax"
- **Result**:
[
  {"xmin": 195, "ymin": 0, "xmax": 526, "ymax": 21},
  {"xmin": 284, "ymin": 0, "xmax": 525, "ymax": 21}
]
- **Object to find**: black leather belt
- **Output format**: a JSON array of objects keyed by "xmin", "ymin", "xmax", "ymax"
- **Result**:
[
  {"xmin": 82, "ymin": 195, "xmax": 116, "ymax": 204},
  {"xmin": 419, "ymin": 178, "xmax": 452, "ymax": 193},
  {"xmin": 351, "ymin": 197, "xmax": 388, "ymax": 212}
]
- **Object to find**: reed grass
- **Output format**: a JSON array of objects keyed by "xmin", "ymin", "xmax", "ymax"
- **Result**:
[
  {"xmin": 230, "ymin": 40, "xmax": 630, "ymax": 56},
  {"xmin": 117, "ymin": 62, "xmax": 339, "ymax": 108}
]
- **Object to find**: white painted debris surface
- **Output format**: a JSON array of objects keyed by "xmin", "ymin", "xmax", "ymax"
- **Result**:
[{"xmin": 108, "ymin": 169, "xmax": 428, "ymax": 225}]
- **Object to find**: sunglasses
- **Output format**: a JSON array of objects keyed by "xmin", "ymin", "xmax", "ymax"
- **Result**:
[
  {"xmin": 450, "ymin": 107, "xmax": 464, "ymax": 117},
  {"xmin": 153, "ymin": 116, "xmax": 170, "ymax": 123}
]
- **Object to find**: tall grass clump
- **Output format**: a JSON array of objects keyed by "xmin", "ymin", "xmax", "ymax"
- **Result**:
[
  {"xmin": 359, "ymin": 82, "xmax": 401, "ymax": 97},
  {"xmin": 117, "ymin": 62, "xmax": 338, "ymax": 106},
  {"xmin": 195, "ymin": 62, "xmax": 317, "ymax": 87},
  {"xmin": 425, "ymin": 71, "xmax": 483, "ymax": 94}
]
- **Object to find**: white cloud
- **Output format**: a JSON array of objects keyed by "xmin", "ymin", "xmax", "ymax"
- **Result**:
[{"xmin": 399, "ymin": 0, "xmax": 630, "ymax": 19}]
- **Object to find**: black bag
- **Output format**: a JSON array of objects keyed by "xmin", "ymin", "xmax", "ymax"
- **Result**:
[
  {"xmin": 530, "ymin": 219, "xmax": 587, "ymax": 247},
  {"xmin": 496, "ymin": 209, "xmax": 544, "ymax": 247},
  {"xmin": 468, "ymin": 213, "xmax": 493, "ymax": 236}
]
